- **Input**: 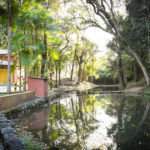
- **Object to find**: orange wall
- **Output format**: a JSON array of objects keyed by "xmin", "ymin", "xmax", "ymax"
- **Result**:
[{"xmin": 0, "ymin": 69, "xmax": 14, "ymax": 84}]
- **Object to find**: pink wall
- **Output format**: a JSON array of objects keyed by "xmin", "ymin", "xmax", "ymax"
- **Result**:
[
  {"xmin": 28, "ymin": 77, "xmax": 48, "ymax": 97},
  {"xmin": 0, "ymin": 91, "xmax": 35, "ymax": 111},
  {"xmin": 28, "ymin": 110, "xmax": 47, "ymax": 131}
]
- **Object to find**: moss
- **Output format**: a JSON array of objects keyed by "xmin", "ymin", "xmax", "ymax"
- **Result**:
[
  {"xmin": 19, "ymin": 137, "xmax": 41, "ymax": 150},
  {"xmin": 24, "ymin": 139, "xmax": 41, "ymax": 150},
  {"xmin": 1, "ymin": 107, "xmax": 19, "ymax": 114}
]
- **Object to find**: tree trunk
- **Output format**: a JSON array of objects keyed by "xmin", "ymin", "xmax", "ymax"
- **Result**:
[
  {"xmin": 19, "ymin": 52, "xmax": 21, "ymax": 91},
  {"xmin": 55, "ymin": 64, "xmax": 58, "ymax": 87},
  {"xmin": 24, "ymin": 66, "xmax": 27, "ymax": 91},
  {"xmin": 58, "ymin": 66, "xmax": 61, "ymax": 85},
  {"xmin": 41, "ymin": 21, "xmax": 47, "ymax": 78},
  {"xmin": 133, "ymin": 63, "xmax": 138, "ymax": 82},
  {"xmin": 50, "ymin": 72, "xmax": 53, "ymax": 89},
  {"xmin": 35, "ymin": 29, "xmax": 39, "ymax": 77},
  {"xmin": 7, "ymin": 1, "xmax": 11, "ymax": 93},
  {"xmin": 70, "ymin": 49, "xmax": 77, "ymax": 81},
  {"xmin": 119, "ymin": 31, "xmax": 150, "ymax": 86},
  {"xmin": 124, "ymin": 69, "xmax": 127, "ymax": 85},
  {"xmin": 49, "ymin": 56, "xmax": 53, "ymax": 89},
  {"xmin": 127, "ymin": 45, "xmax": 150, "ymax": 86},
  {"xmin": 58, "ymin": 59, "xmax": 62, "ymax": 85},
  {"xmin": 118, "ymin": 50, "xmax": 126, "ymax": 89},
  {"xmin": 119, "ymin": 35, "xmax": 150, "ymax": 86},
  {"xmin": 24, "ymin": 30, "xmax": 26, "ymax": 91},
  {"xmin": 78, "ymin": 63, "xmax": 82, "ymax": 83}
]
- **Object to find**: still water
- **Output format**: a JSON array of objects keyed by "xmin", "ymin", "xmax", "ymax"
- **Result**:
[{"xmin": 14, "ymin": 93, "xmax": 150, "ymax": 150}]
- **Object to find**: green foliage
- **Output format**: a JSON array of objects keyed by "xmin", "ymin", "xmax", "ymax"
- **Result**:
[
  {"xmin": 50, "ymin": 48, "xmax": 58, "ymax": 60},
  {"xmin": 122, "ymin": 0, "xmax": 150, "ymax": 71},
  {"xmin": 21, "ymin": 138, "xmax": 40, "ymax": 150},
  {"xmin": 0, "ymin": 0, "xmax": 102, "ymax": 83},
  {"xmin": 0, "ymin": 0, "xmax": 20, "ymax": 24},
  {"xmin": 96, "ymin": 51, "xmax": 118, "ymax": 80},
  {"xmin": 127, "ymin": 78, "xmax": 145, "ymax": 88}
]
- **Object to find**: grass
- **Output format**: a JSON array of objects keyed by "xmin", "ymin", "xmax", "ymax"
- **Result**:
[
  {"xmin": 19, "ymin": 137, "xmax": 41, "ymax": 150},
  {"xmin": 126, "ymin": 78, "xmax": 145, "ymax": 88},
  {"xmin": 138, "ymin": 86, "xmax": 150, "ymax": 95},
  {"xmin": 0, "ymin": 92, "xmax": 22, "ymax": 97},
  {"xmin": 143, "ymin": 88, "xmax": 150, "ymax": 95},
  {"xmin": 24, "ymin": 139, "xmax": 41, "ymax": 150},
  {"xmin": 0, "ymin": 94, "xmax": 8, "ymax": 96}
]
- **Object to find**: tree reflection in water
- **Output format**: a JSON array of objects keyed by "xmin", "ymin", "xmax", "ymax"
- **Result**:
[
  {"xmin": 46, "ymin": 95, "xmax": 100, "ymax": 150},
  {"xmin": 101, "ymin": 95, "xmax": 150, "ymax": 150},
  {"xmin": 14, "ymin": 94, "xmax": 150, "ymax": 150}
]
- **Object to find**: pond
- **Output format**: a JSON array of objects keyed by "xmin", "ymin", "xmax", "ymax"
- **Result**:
[{"xmin": 13, "ymin": 93, "xmax": 150, "ymax": 150}]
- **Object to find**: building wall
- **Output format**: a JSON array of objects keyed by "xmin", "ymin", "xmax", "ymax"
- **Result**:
[
  {"xmin": 0, "ymin": 55, "xmax": 14, "ymax": 62},
  {"xmin": 0, "ymin": 91, "xmax": 35, "ymax": 111},
  {"xmin": 28, "ymin": 77, "xmax": 48, "ymax": 97},
  {"xmin": 0, "ymin": 69, "xmax": 14, "ymax": 84}
]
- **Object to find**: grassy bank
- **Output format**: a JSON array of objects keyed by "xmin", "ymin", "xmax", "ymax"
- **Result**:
[
  {"xmin": 0, "ymin": 94, "xmax": 9, "ymax": 96},
  {"xmin": 19, "ymin": 137, "xmax": 40, "ymax": 150},
  {"xmin": 126, "ymin": 78, "xmax": 145, "ymax": 89},
  {"xmin": 138, "ymin": 87, "xmax": 150, "ymax": 95}
]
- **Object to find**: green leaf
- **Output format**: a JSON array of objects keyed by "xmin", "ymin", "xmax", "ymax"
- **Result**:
[
  {"xmin": 51, "ymin": 130, "xmax": 58, "ymax": 139},
  {"xmin": 50, "ymin": 49, "xmax": 58, "ymax": 60},
  {"xmin": 29, "ymin": 45, "xmax": 39, "ymax": 50}
]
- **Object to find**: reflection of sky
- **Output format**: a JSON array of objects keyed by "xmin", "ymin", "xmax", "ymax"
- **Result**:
[
  {"xmin": 86, "ymin": 106, "xmax": 117, "ymax": 150},
  {"xmin": 56, "ymin": 94, "xmax": 117, "ymax": 150},
  {"xmin": 14, "ymin": 93, "xmax": 150, "ymax": 150}
]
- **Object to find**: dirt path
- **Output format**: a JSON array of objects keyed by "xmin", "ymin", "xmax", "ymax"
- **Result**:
[
  {"xmin": 124, "ymin": 87, "xmax": 145, "ymax": 93},
  {"xmin": 48, "ymin": 78, "xmax": 146, "ymax": 96},
  {"xmin": 48, "ymin": 80, "xmax": 98, "ymax": 96}
]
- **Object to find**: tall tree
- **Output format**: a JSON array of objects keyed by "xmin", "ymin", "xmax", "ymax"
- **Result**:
[
  {"xmin": 0, "ymin": 0, "xmax": 20, "ymax": 93},
  {"xmin": 107, "ymin": 39, "xmax": 127, "ymax": 89},
  {"xmin": 73, "ymin": 0, "xmax": 150, "ymax": 86}
]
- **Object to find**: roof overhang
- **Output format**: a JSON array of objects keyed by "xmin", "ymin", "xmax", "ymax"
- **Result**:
[
  {"xmin": 0, "ymin": 60, "xmax": 13, "ymax": 65},
  {"xmin": 0, "ymin": 49, "xmax": 8, "ymax": 55}
]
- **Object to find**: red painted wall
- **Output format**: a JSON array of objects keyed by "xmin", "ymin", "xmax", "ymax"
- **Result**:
[
  {"xmin": 28, "ymin": 77, "xmax": 48, "ymax": 97},
  {"xmin": 0, "ymin": 55, "xmax": 14, "ymax": 62}
]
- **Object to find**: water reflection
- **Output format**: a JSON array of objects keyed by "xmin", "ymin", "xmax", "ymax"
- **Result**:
[
  {"xmin": 97, "ymin": 94, "xmax": 150, "ymax": 150},
  {"xmin": 15, "ymin": 94, "xmax": 150, "ymax": 150},
  {"xmin": 46, "ymin": 95, "xmax": 112, "ymax": 150}
]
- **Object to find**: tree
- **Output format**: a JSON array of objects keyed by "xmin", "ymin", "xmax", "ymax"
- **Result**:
[
  {"xmin": 124, "ymin": 0, "xmax": 150, "ymax": 75},
  {"xmin": 107, "ymin": 39, "xmax": 127, "ymax": 89},
  {"xmin": 0, "ymin": 0, "xmax": 20, "ymax": 93},
  {"xmin": 74, "ymin": 0, "xmax": 150, "ymax": 86},
  {"xmin": 75, "ymin": 37, "xmax": 98, "ymax": 83}
]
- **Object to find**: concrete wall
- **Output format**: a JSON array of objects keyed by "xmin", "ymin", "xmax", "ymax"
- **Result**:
[
  {"xmin": 28, "ymin": 77, "xmax": 48, "ymax": 97},
  {"xmin": 0, "ymin": 91, "xmax": 35, "ymax": 111}
]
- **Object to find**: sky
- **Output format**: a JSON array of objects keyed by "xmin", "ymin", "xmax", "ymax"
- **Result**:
[
  {"xmin": 84, "ymin": 27, "xmax": 113, "ymax": 57},
  {"xmin": 60, "ymin": 0, "xmax": 126, "ymax": 57},
  {"xmin": 83, "ymin": 0, "xmax": 126, "ymax": 57}
]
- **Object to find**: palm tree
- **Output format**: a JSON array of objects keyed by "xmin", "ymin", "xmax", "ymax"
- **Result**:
[{"xmin": 0, "ymin": 0, "xmax": 20, "ymax": 93}]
